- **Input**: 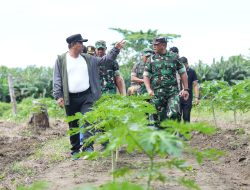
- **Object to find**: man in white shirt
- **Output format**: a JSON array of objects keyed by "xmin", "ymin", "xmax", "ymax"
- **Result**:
[{"xmin": 53, "ymin": 34, "xmax": 125, "ymax": 158}]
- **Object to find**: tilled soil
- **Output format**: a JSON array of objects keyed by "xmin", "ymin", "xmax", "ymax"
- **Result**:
[{"xmin": 0, "ymin": 120, "xmax": 249, "ymax": 190}]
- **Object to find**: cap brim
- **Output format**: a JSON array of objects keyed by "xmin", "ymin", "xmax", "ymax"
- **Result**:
[
  {"xmin": 152, "ymin": 42, "xmax": 160, "ymax": 45},
  {"xmin": 79, "ymin": 39, "xmax": 88, "ymax": 42},
  {"xmin": 144, "ymin": 53, "xmax": 151, "ymax": 57}
]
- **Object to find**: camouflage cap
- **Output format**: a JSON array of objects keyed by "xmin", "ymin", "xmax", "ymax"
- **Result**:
[
  {"xmin": 152, "ymin": 36, "xmax": 168, "ymax": 45},
  {"xmin": 141, "ymin": 48, "xmax": 154, "ymax": 57},
  {"xmin": 95, "ymin": 40, "xmax": 107, "ymax": 49},
  {"xmin": 87, "ymin": 45, "xmax": 96, "ymax": 55}
]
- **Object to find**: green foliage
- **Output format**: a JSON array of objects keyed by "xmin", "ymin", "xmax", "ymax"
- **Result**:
[
  {"xmin": 0, "ymin": 65, "xmax": 53, "ymax": 103},
  {"xmin": 0, "ymin": 97, "xmax": 65, "ymax": 120},
  {"xmin": 178, "ymin": 177, "xmax": 200, "ymax": 190},
  {"xmin": 67, "ymin": 95, "xmax": 222, "ymax": 190},
  {"xmin": 199, "ymin": 79, "xmax": 250, "ymax": 125},
  {"xmin": 191, "ymin": 148, "xmax": 224, "ymax": 165},
  {"xmin": 193, "ymin": 55, "xmax": 250, "ymax": 83},
  {"xmin": 235, "ymin": 128, "xmax": 246, "ymax": 135},
  {"xmin": 200, "ymin": 80, "xmax": 229, "ymax": 100},
  {"xmin": 16, "ymin": 181, "xmax": 48, "ymax": 190},
  {"xmin": 80, "ymin": 182, "xmax": 144, "ymax": 190},
  {"xmin": 11, "ymin": 162, "xmax": 35, "ymax": 176},
  {"xmin": 161, "ymin": 120, "xmax": 216, "ymax": 141},
  {"xmin": 0, "ymin": 102, "xmax": 11, "ymax": 117},
  {"xmin": 32, "ymin": 136, "xmax": 70, "ymax": 163},
  {"xmin": 110, "ymin": 28, "xmax": 180, "ymax": 52},
  {"xmin": 218, "ymin": 79, "xmax": 250, "ymax": 113},
  {"xmin": 199, "ymin": 80, "xmax": 229, "ymax": 126},
  {"xmin": 0, "ymin": 66, "xmax": 10, "ymax": 102}
]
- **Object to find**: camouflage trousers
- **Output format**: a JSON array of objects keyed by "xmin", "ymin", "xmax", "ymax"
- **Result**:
[{"xmin": 151, "ymin": 92, "xmax": 181, "ymax": 126}]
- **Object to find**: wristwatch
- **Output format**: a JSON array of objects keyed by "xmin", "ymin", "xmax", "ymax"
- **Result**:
[{"xmin": 184, "ymin": 88, "xmax": 189, "ymax": 92}]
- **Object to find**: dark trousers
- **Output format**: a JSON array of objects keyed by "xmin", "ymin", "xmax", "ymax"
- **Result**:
[
  {"xmin": 65, "ymin": 88, "xmax": 94, "ymax": 154},
  {"xmin": 180, "ymin": 98, "xmax": 192, "ymax": 122}
]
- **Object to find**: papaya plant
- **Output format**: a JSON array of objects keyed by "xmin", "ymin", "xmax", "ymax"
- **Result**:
[
  {"xmin": 217, "ymin": 79, "xmax": 250, "ymax": 124},
  {"xmin": 200, "ymin": 80, "xmax": 229, "ymax": 126},
  {"xmin": 67, "ymin": 95, "xmax": 223, "ymax": 190}
]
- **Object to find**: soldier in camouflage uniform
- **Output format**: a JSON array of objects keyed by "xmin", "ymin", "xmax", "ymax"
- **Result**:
[
  {"xmin": 143, "ymin": 37, "xmax": 189, "ymax": 126},
  {"xmin": 95, "ymin": 40, "xmax": 124, "ymax": 95},
  {"xmin": 131, "ymin": 48, "xmax": 154, "ymax": 95}
]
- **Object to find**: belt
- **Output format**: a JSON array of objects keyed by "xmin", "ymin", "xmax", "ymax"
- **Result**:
[{"xmin": 69, "ymin": 88, "xmax": 91, "ymax": 97}]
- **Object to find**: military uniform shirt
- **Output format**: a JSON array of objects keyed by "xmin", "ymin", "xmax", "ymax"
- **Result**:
[
  {"xmin": 143, "ymin": 51, "xmax": 186, "ymax": 95},
  {"xmin": 131, "ymin": 61, "xmax": 147, "ymax": 94},
  {"xmin": 99, "ymin": 60, "xmax": 120, "ymax": 94}
]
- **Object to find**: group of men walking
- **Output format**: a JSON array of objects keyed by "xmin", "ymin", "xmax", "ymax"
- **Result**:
[{"xmin": 53, "ymin": 34, "xmax": 199, "ymax": 158}]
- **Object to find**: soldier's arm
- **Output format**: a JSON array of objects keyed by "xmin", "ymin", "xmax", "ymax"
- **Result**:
[
  {"xmin": 176, "ymin": 58, "xmax": 189, "ymax": 100},
  {"xmin": 180, "ymin": 72, "xmax": 188, "ymax": 90},
  {"xmin": 131, "ymin": 64, "xmax": 144, "ymax": 84},
  {"xmin": 143, "ymin": 64, "xmax": 154, "ymax": 96},
  {"xmin": 131, "ymin": 76, "xmax": 144, "ymax": 84},
  {"xmin": 115, "ymin": 75, "xmax": 126, "ymax": 95},
  {"xmin": 193, "ymin": 70, "xmax": 199, "ymax": 104},
  {"xmin": 176, "ymin": 58, "xmax": 188, "ymax": 90},
  {"xmin": 143, "ymin": 76, "xmax": 154, "ymax": 96}
]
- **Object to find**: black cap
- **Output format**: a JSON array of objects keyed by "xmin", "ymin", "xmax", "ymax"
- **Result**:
[
  {"xmin": 66, "ymin": 34, "xmax": 88, "ymax": 44},
  {"xmin": 169, "ymin": 47, "xmax": 179, "ymax": 54},
  {"xmin": 152, "ymin": 36, "xmax": 168, "ymax": 45}
]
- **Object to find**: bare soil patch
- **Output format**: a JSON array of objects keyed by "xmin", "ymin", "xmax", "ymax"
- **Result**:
[{"xmin": 0, "ymin": 119, "xmax": 249, "ymax": 190}]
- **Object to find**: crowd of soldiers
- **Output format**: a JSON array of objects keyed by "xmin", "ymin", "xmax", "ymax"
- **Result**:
[
  {"xmin": 53, "ymin": 34, "xmax": 199, "ymax": 158},
  {"xmin": 83, "ymin": 37, "xmax": 199, "ymax": 126}
]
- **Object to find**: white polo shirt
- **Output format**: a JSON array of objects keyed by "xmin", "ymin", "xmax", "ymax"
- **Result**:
[{"xmin": 66, "ymin": 53, "xmax": 90, "ymax": 93}]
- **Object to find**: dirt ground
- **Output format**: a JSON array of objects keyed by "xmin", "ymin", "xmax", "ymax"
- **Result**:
[{"xmin": 0, "ymin": 118, "xmax": 249, "ymax": 190}]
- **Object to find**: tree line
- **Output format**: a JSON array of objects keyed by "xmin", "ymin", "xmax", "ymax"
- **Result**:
[{"xmin": 0, "ymin": 28, "xmax": 249, "ymax": 103}]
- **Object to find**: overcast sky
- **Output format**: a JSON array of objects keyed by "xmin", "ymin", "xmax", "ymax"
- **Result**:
[{"xmin": 0, "ymin": 0, "xmax": 249, "ymax": 68}]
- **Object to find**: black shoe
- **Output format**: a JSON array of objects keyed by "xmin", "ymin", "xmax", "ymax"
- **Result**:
[
  {"xmin": 71, "ymin": 151, "xmax": 81, "ymax": 161},
  {"xmin": 82, "ymin": 145, "xmax": 94, "ymax": 152}
]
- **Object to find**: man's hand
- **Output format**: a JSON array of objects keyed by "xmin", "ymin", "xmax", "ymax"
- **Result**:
[
  {"xmin": 57, "ymin": 98, "xmax": 64, "ymax": 108},
  {"xmin": 115, "ymin": 39, "xmax": 126, "ymax": 49},
  {"xmin": 179, "ymin": 90, "xmax": 189, "ymax": 101},
  {"xmin": 148, "ymin": 89, "xmax": 154, "ymax": 97},
  {"xmin": 194, "ymin": 97, "xmax": 200, "ymax": 105}
]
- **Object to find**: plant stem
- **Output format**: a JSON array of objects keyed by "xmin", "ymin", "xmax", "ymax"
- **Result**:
[
  {"xmin": 211, "ymin": 103, "xmax": 217, "ymax": 127},
  {"xmin": 111, "ymin": 150, "xmax": 116, "ymax": 182},
  {"xmin": 128, "ymin": 132, "xmax": 154, "ymax": 190},
  {"xmin": 147, "ymin": 156, "xmax": 154, "ymax": 190},
  {"xmin": 115, "ymin": 147, "xmax": 119, "ymax": 161},
  {"xmin": 234, "ymin": 110, "xmax": 237, "ymax": 125}
]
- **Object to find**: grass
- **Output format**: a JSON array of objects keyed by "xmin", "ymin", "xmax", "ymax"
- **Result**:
[
  {"xmin": 16, "ymin": 181, "xmax": 49, "ymax": 190},
  {"xmin": 9, "ymin": 136, "xmax": 70, "ymax": 181},
  {"xmin": 11, "ymin": 162, "xmax": 36, "ymax": 176},
  {"xmin": 31, "ymin": 136, "xmax": 70, "ymax": 164},
  {"xmin": 192, "ymin": 106, "xmax": 250, "ymax": 125},
  {"xmin": 0, "ymin": 98, "xmax": 65, "ymax": 122}
]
